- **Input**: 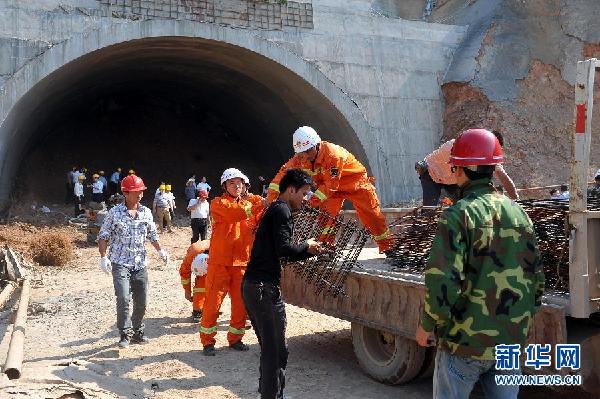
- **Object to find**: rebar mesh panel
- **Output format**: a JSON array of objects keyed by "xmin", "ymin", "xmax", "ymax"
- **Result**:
[
  {"xmin": 383, "ymin": 198, "xmax": 597, "ymax": 295},
  {"xmin": 284, "ymin": 206, "xmax": 369, "ymax": 298}
]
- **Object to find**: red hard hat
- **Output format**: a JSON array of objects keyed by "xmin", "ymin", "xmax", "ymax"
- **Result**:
[
  {"xmin": 198, "ymin": 189, "xmax": 208, "ymax": 199},
  {"xmin": 121, "ymin": 175, "xmax": 147, "ymax": 192},
  {"xmin": 449, "ymin": 128, "xmax": 503, "ymax": 166}
]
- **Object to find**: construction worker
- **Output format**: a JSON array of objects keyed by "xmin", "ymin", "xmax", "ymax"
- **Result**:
[
  {"xmin": 128, "ymin": 169, "xmax": 136, "ymax": 175},
  {"xmin": 415, "ymin": 129, "xmax": 544, "ymax": 399},
  {"xmin": 98, "ymin": 171, "xmax": 108, "ymax": 201},
  {"xmin": 153, "ymin": 184, "xmax": 172, "ymax": 233},
  {"xmin": 188, "ymin": 189, "xmax": 210, "ymax": 243},
  {"xmin": 266, "ymin": 126, "xmax": 393, "ymax": 253},
  {"xmin": 179, "ymin": 239, "xmax": 210, "ymax": 322},
  {"xmin": 416, "ymin": 130, "xmax": 518, "ymax": 205},
  {"xmin": 98, "ymin": 174, "xmax": 169, "ymax": 348},
  {"xmin": 91, "ymin": 174, "xmax": 104, "ymax": 203},
  {"xmin": 110, "ymin": 168, "xmax": 122, "ymax": 195},
  {"xmin": 196, "ymin": 176, "xmax": 211, "ymax": 194},
  {"xmin": 74, "ymin": 174, "xmax": 86, "ymax": 216},
  {"xmin": 243, "ymin": 169, "xmax": 323, "ymax": 399},
  {"xmin": 589, "ymin": 169, "xmax": 600, "ymax": 198},
  {"xmin": 165, "ymin": 184, "xmax": 176, "ymax": 221},
  {"xmin": 66, "ymin": 166, "xmax": 76, "ymax": 204},
  {"xmin": 200, "ymin": 167, "xmax": 266, "ymax": 356}
]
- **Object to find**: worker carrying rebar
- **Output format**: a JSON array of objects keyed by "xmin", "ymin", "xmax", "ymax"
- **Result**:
[
  {"xmin": 179, "ymin": 239, "xmax": 210, "ymax": 323},
  {"xmin": 415, "ymin": 130, "xmax": 518, "ymax": 206},
  {"xmin": 415, "ymin": 129, "xmax": 544, "ymax": 399},
  {"xmin": 200, "ymin": 168, "xmax": 266, "ymax": 356},
  {"xmin": 266, "ymin": 126, "xmax": 393, "ymax": 253},
  {"xmin": 243, "ymin": 169, "xmax": 323, "ymax": 399},
  {"xmin": 98, "ymin": 174, "xmax": 170, "ymax": 348}
]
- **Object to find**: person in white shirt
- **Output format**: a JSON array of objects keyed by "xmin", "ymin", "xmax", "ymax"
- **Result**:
[
  {"xmin": 110, "ymin": 168, "xmax": 122, "ymax": 195},
  {"xmin": 165, "ymin": 184, "xmax": 176, "ymax": 221},
  {"xmin": 74, "ymin": 174, "xmax": 86, "ymax": 216},
  {"xmin": 188, "ymin": 189, "xmax": 210, "ymax": 243},
  {"xmin": 91, "ymin": 174, "xmax": 105, "ymax": 203},
  {"xmin": 153, "ymin": 185, "xmax": 173, "ymax": 233},
  {"xmin": 196, "ymin": 176, "xmax": 211, "ymax": 194}
]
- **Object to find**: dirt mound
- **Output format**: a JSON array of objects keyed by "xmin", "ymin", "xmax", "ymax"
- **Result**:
[{"xmin": 30, "ymin": 231, "xmax": 74, "ymax": 266}]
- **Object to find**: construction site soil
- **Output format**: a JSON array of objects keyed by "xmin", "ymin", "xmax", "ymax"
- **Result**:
[{"xmin": 0, "ymin": 204, "xmax": 582, "ymax": 398}]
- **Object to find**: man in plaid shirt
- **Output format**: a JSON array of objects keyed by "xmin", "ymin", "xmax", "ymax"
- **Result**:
[{"xmin": 98, "ymin": 174, "xmax": 170, "ymax": 348}]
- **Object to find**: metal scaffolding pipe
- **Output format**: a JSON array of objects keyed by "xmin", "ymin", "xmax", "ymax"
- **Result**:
[
  {"xmin": 0, "ymin": 283, "xmax": 15, "ymax": 309},
  {"xmin": 4, "ymin": 279, "xmax": 30, "ymax": 379}
]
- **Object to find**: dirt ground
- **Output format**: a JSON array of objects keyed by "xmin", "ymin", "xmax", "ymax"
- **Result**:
[{"xmin": 0, "ymin": 205, "xmax": 585, "ymax": 399}]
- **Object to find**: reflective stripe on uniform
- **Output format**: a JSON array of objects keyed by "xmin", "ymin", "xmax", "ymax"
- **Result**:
[
  {"xmin": 228, "ymin": 326, "xmax": 245, "ymax": 335},
  {"xmin": 243, "ymin": 204, "xmax": 252, "ymax": 218},
  {"xmin": 181, "ymin": 279, "xmax": 191, "ymax": 285},
  {"xmin": 200, "ymin": 325, "xmax": 218, "ymax": 334},
  {"xmin": 321, "ymin": 226, "xmax": 335, "ymax": 235},
  {"xmin": 193, "ymin": 287, "xmax": 206, "ymax": 293},
  {"xmin": 373, "ymin": 228, "xmax": 391, "ymax": 241},
  {"xmin": 269, "ymin": 183, "xmax": 280, "ymax": 192},
  {"xmin": 313, "ymin": 189, "xmax": 327, "ymax": 201}
]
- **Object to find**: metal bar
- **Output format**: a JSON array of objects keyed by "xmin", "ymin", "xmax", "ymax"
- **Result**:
[
  {"xmin": 569, "ymin": 59, "xmax": 597, "ymax": 318},
  {"xmin": 4, "ymin": 279, "xmax": 31, "ymax": 379}
]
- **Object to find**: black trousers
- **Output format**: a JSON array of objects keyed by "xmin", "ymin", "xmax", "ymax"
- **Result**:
[
  {"xmin": 109, "ymin": 181, "xmax": 119, "ymax": 195},
  {"xmin": 65, "ymin": 183, "xmax": 73, "ymax": 204},
  {"xmin": 242, "ymin": 279, "xmax": 287, "ymax": 399},
  {"xmin": 418, "ymin": 170, "xmax": 459, "ymax": 206},
  {"xmin": 190, "ymin": 218, "xmax": 208, "ymax": 243}
]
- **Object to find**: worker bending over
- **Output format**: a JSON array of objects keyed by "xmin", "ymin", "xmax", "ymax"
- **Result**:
[
  {"xmin": 179, "ymin": 239, "xmax": 210, "ymax": 323},
  {"xmin": 267, "ymin": 126, "xmax": 393, "ymax": 253},
  {"xmin": 200, "ymin": 168, "xmax": 265, "ymax": 356}
]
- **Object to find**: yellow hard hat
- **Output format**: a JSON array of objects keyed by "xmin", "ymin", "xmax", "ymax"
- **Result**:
[
  {"xmin": 159, "ymin": 184, "xmax": 166, "ymax": 191},
  {"xmin": 117, "ymin": 167, "xmax": 122, "ymax": 172},
  {"xmin": 165, "ymin": 184, "xmax": 172, "ymax": 191},
  {"xmin": 78, "ymin": 175, "xmax": 86, "ymax": 181},
  {"xmin": 99, "ymin": 170, "xmax": 105, "ymax": 175},
  {"xmin": 128, "ymin": 169, "xmax": 135, "ymax": 175},
  {"xmin": 92, "ymin": 173, "xmax": 100, "ymax": 178}
]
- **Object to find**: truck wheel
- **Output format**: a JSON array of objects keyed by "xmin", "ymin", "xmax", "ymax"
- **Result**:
[{"xmin": 351, "ymin": 322, "xmax": 425, "ymax": 385}]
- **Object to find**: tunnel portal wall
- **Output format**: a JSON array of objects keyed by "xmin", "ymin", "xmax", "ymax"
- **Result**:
[{"xmin": 0, "ymin": 0, "xmax": 467, "ymax": 209}]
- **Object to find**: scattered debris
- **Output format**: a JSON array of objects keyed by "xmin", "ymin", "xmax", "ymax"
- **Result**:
[{"xmin": 30, "ymin": 232, "xmax": 74, "ymax": 266}]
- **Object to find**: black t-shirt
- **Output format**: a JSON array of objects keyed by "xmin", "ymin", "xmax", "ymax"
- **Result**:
[{"xmin": 244, "ymin": 200, "xmax": 311, "ymax": 285}]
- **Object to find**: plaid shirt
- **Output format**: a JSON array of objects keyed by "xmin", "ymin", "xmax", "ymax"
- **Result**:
[{"xmin": 98, "ymin": 203, "xmax": 158, "ymax": 271}]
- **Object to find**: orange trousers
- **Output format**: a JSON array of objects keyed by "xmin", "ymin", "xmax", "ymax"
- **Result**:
[
  {"xmin": 199, "ymin": 265, "xmax": 247, "ymax": 347},
  {"xmin": 192, "ymin": 275, "xmax": 206, "ymax": 311},
  {"xmin": 318, "ymin": 181, "xmax": 392, "ymax": 252}
]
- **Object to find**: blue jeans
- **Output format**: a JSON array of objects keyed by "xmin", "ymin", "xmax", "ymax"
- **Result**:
[
  {"xmin": 433, "ymin": 349, "xmax": 520, "ymax": 399},
  {"xmin": 112, "ymin": 263, "xmax": 148, "ymax": 336}
]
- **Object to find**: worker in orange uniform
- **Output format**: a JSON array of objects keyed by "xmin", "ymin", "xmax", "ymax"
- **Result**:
[
  {"xmin": 267, "ymin": 126, "xmax": 393, "ymax": 253},
  {"xmin": 179, "ymin": 239, "xmax": 210, "ymax": 323},
  {"xmin": 200, "ymin": 168, "xmax": 266, "ymax": 356}
]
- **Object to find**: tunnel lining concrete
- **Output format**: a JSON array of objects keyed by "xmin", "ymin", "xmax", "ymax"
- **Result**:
[{"xmin": 0, "ymin": 20, "xmax": 373, "ymax": 208}]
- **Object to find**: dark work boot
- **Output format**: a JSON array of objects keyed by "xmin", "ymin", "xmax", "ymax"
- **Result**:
[
  {"xmin": 131, "ymin": 330, "xmax": 149, "ymax": 344},
  {"xmin": 203, "ymin": 344, "xmax": 216, "ymax": 356},
  {"xmin": 192, "ymin": 310, "xmax": 202, "ymax": 323},
  {"xmin": 229, "ymin": 341, "xmax": 249, "ymax": 351},
  {"xmin": 118, "ymin": 334, "xmax": 130, "ymax": 349}
]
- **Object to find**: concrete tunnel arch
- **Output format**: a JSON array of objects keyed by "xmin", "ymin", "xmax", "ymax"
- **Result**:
[{"xmin": 0, "ymin": 20, "xmax": 375, "ymax": 210}]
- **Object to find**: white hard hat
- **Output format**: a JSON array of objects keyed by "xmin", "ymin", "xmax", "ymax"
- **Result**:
[
  {"xmin": 596, "ymin": 168, "xmax": 600, "ymax": 178},
  {"xmin": 293, "ymin": 126, "xmax": 321, "ymax": 153},
  {"xmin": 191, "ymin": 253, "xmax": 209, "ymax": 276},
  {"xmin": 220, "ymin": 167, "xmax": 249, "ymax": 185}
]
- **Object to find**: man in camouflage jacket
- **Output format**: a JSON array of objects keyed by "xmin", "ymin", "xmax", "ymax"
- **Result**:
[{"xmin": 416, "ymin": 129, "xmax": 544, "ymax": 399}]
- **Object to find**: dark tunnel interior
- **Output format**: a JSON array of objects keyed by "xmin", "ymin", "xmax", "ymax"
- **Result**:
[{"xmin": 8, "ymin": 37, "xmax": 367, "ymax": 210}]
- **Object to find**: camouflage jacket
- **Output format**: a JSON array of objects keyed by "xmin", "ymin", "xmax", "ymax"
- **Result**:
[{"xmin": 421, "ymin": 179, "xmax": 544, "ymax": 360}]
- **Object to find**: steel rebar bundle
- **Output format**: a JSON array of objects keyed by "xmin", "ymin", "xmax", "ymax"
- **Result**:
[
  {"xmin": 383, "ymin": 198, "xmax": 597, "ymax": 295},
  {"xmin": 285, "ymin": 206, "xmax": 369, "ymax": 298}
]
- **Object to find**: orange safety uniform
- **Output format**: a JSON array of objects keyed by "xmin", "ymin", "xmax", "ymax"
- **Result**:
[
  {"xmin": 179, "ymin": 240, "xmax": 210, "ymax": 312},
  {"xmin": 199, "ymin": 192, "xmax": 265, "ymax": 347},
  {"xmin": 267, "ymin": 141, "xmax": 392, "ymax": 252}
]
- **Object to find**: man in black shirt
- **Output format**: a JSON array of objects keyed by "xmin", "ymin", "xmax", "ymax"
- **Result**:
[{"xmin": 243, "ymin": 169, "xmax": 322, "ymax": 399}]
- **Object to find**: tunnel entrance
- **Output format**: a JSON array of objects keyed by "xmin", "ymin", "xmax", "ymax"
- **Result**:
[{"xmin": 5, "ymin": 36, "xmax": 367, "ymax": 209}]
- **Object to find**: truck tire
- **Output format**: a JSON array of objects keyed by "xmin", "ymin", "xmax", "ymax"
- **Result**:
[{"xmin": 351, "ymin": 322, "xmax": 425, "ymax": 385}]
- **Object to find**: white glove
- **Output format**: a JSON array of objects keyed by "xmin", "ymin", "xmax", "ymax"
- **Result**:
[
  {"xmin": 158, "ymin": 249, "xmax": 170, "ymax": 267},
  {"xmin": 100, "ymin": 257, "xmax": 112, "ymax": 274}
]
